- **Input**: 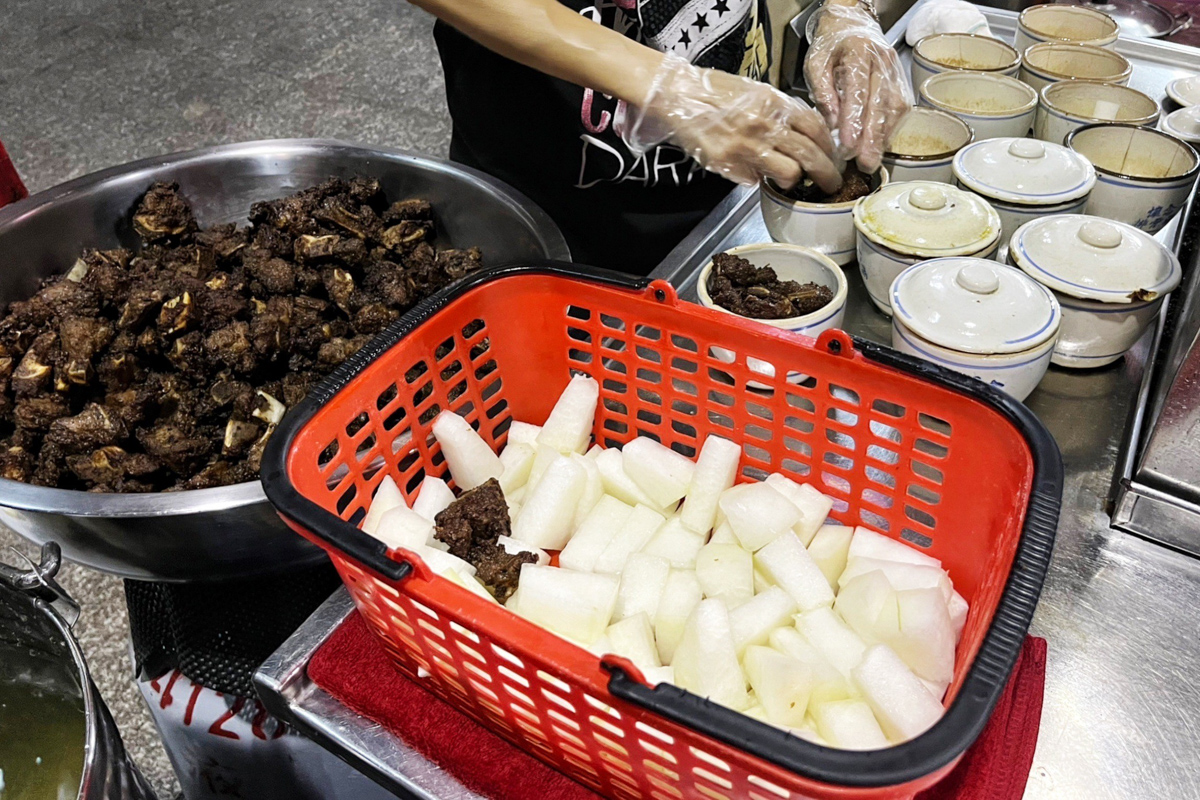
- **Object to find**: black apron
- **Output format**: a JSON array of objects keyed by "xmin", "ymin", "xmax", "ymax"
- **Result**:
[{"xmin": 435, "ymin": 0, "xmax": 771, "ymax": 274}]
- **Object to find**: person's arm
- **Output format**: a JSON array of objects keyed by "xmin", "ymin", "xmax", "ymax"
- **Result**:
[{"xmin": 412, "ymin": 0, "xmax": 843, "ymax": 191}]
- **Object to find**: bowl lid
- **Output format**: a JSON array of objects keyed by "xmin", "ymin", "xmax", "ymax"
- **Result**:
[
  {"xmin": 1009, "ymin": 214, "xmax": 1182, "ymax": 303},
  {"xmin": 853, "ymin": 181, "xmax": 1001, "ymax": 256},
  {"xmin": 891, "ymin": 258, "xmax": 1061, "ymax": 354},
  {"xmin": 953, "ymin": 138, "xmax": 1096, "ymax": 205}
]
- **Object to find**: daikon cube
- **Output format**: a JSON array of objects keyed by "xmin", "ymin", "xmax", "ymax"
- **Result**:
[
  {"xmin": 641, "ymin": 517, "xmax": 705, "ymax": 569},
  {"xmin": 756, "ymin": 532, "xmax": 834, "ymax": 611},
  {"xmin": 889, "ymin": 588, "xmax": 955, "ymax": 687},
  {"xmin": 595, "ymin": 504, "xmax": 667, "ymax": 574},
  {"xmin": 537, "ymin": 375, "xmax": 599, "ymax": 455},
  {"xmin": 525, "ymin": 444, "xmax": 560, "ymax": 494},
  {"xmin": 605, "ymin": 612, "xmax": 661, "ymax": 673},
  {"xmin": 765, "ymin": 474, "xmax": 833, "ymax": 545},
  {"xmin": 767, "ymin": 627, "xmax": 856, "ymax": 705},
  {"xmin": 695, "ymin": 543, "xmax": 754, "ymax": 608},
  {"xmin": 838, "ymin": 557, "xmax": 952, "ymax": 601},
  {"xmin": 497, "ymin": 443, "xmax": 536, "ymax": 495},
  {"xmin": 795, "ymin": 607, "xmax": 867, "ymax": 677},
  {"xmin": 672, "ymin": 599, "xmax": 750, "ymax": 711},
  {"xmin": 506, "ymin": 420, "xmax": 542, "ymax": 448},
  {"xmin": 373, "ymin": 505, "xmax": 435, "ymax": 552},
  {"xmin": 834, "ymin": 571, "xmax": 896, "ymax": 644},
  {"xmin": 362, "ymin": 476, "xmax": 405, "ymax": 535},
  {"xmin": 811, "ymin": 700, "xmax": 889, "ymax": 750},
  {"xmin": 808, "ymin": 524, "xmax": 853, "ymax": 589},
  {"xmin": 720, "ymin": 483, "xmax": 800, "ymax": 551},
  {"xmin": 641, "ymin": 665, "xmax": 675, "ymax": 686},
  {"xmin": 512, "ymin": 564, "xmax": 618, "ymax": 644},
  {"xmin": 949, "ymin": 590, "xmax": 969, "ymax": 640},
  {"xmin": 710, "ymin": 521, "xmax": 739, "ymax": 545},
  {"xmin": 679, "ymin": 435, "xmax": 741, "ymax": 534},
  {"xmin": 848, "ymin": 527, "xmax": 941, "ymax": 568},
  {"xmin": 497, "ymin": 535, "xmax": 549, "ymax": 566},
  {"xmin": 411, "ymin": 476, "xmax": 456, "ymax": 523},
  {"xmin": 432, "ymin": 412, "xmax": 503, "ymax": 490},
  {"xmin": 729, "ymin": 586, "xmax": 797, "ymax": 653},
  {"xmin": 418, "ymin": 547, "xmax": 477, "ymax": 578},
  {"xmin": 559, "ymin": 495, "xmax": 634, "ymax": 572},
  {"xmin": 743, "ymin": 645, "xmax": 812, "ymax": 727},
  {"xmin": 654, "ymin": 569, "xmax": 703, "ymax": 664},
  {"xmin": 614, "ymin": 553, "xmax": 671, "ymax": 621},
  {"xmin": 441, "ymin": 567, "xmax": 498, "ymax": 604},
  {"xmin": 622, "ymin": 438, "xmax": 697, "ymax": 508},
  {"xmin": 511, "ymin": 455, "xmax": 587, "ymax": 549},
  {"xmin": 753, "ymin": 568, "xmax": 775, "ymax": 594},
  {"xmin": 852, "ymin": 644, "xmax": 944, "ymax": 742},
  {"xmin": 594, "ymin": 447, "xmax": 660, "ymax": 509},
  {"xmin": 570, "ymin": 453, "xmax": 605, "ymax": 531}
]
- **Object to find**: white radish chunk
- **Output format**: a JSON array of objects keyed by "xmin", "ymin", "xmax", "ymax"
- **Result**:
[
  {"xmin": 506, "ymin": 421, "xmax": 542, "ymax": 448},
  {"xmin": 622, "ymin": 438, "xmax": 697, "ymax": 508},
  {"xmin": 949, "ymin": 590, "xmax": 969, "ymax": 640},
  {"xmin": 852, "ymin": 644, "xmax": 944, "ymax": 742},
  {"xmin": 921, "ymin": 677, "xmax": 950, "ymax": 702},
  {"xmin": 525, "ymin": 444, "xmax": 560, "ymax": 494},
  {"xmin": 834, "ymin": 571, "xmax": 896, "ymax": 644},
  {"xmin": 729, "ymin": 586, "xmax": 797, "ymax": 654},
  {"xmin": 808, "ymin": 524, "xmax": 853, "ymax": 589},
  {"xmin": 559, "ymin": 495, "xmax": 634, "ymax": 572},
  {"xmin": 672, "ymin": 599, "xmax": 750, "ymax": 711},
  {"xmin": 418, "ymin": 547, "xmax": 477, "ymax": 577},
  {"xmin": 441, "ymin": 567, "xmax": 498, "ymax": 604},
  {"xmin": 411, "ymin": 477, "xmax": 456, "ymax": 522},
  {"xmin": 754, "ymin": 568, "xmax": 775, "ymax": 594},
  {"xmin": 790, "ymin": 724, "xmax": 830, "ymax": 747},
  {"xmin": 432, "ymin": 412, "xmax": 503, "ymax": 490},
  {"xmin": 497, "ymin": 443, "xmax": 536, "ymax": 495},
  {"xmin": 679, "ymin": 435, "xmax": 741, "ymax": 534},
  {"xmin": 536, "ymin": 375, "xmax": 599, "ymax": 454},
  {"xmin": 362, "ymin": 476, "xmax": 406, "ymax": 535},
  {"xmin": 654, "ymin": 569, "xmax": 703, "ymax": 665},
  {"xmin": 615, "ymin": 553, "xmax": 671, "ymax": 621},
  {"xmin": 743, "ymin": 645, "xmax": 813, "ymax": 727},
  {"xmin": 584, "ymin": 634, "xmax": 613, "ymax": 655},
  {"xmin": 765, "ymin": 474, "xmax": 833, "ymax": 545},
  {"xmin": 720, "ymin": 483, "xmax": 800, "ymax": 551},
  {"xmin": 838, "ymin": 557, "xmax": 953, "ymax": 600},
  {"xmin": 513, "ymin": 564, "xmax": 618, "ymax": 644},
  {"xmin": 641, "ymin": 665, "xmax": 675, "ymax": 686},
  {"xmin": 767, "ymin": 628, "xmax": 856, "ymax": 704},
  {"xmin": 710, "ymin": 521, "xmax": 739, "ymax": 545},
  {"xmin": 594, "ymin": 447, "xmax": 660, "ymax": 509},
  {"xmin": 497, "ymin": 535, "xmax": 550, "ymax": 566},
  {"xmin": 605, "ymin": 612, "xmax": 662, "ymax": 673},
  {"xmin": 585, "ymin": 444, "xmax": 603, "ymax": 460},
  {"xmin": 595, "ymin": 504, "xmax": 667, "ymax": 575},
  {"xmin": 795, "ymin": 607, "xmax": 868, "ymax": 678},
  {"xmin": 641, "ymin": 517, "xmax": 705, "ymax": 569},
  {"xmin": 570, "ymin": 453, "xmax": 605, "ymax": 531},
  {"xmin": 512, "ymin": 455, "xmax": 586, "ymax": 549},
  {"xmin": 889, "ymin": 589, "xmax": 956, "ymax": 687},
  {"xmin": 695, "ymin": 543, "xmax": 754, "ymax": 608},
  {"xmin": 756, "ymin": 532, "xmax": 835, "ymax": 611},
  {"xmin": 848, "ymin": 527, "xmax": 941, "ymax": 568},
  {"xmin": 373, "ymin": 505, "xmax": 436, "ymax": 552},
  {"xmin": 743, "ymin": 703, "xmax": 769, "ymax": 723},
  {"xmin": 811, "ymin": 700, "xmax": 890, "ymax": 750}
]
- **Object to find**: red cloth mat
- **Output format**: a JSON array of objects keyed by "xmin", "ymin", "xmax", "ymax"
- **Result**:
[
  {"xmin": 308, "ymin": 611, "xmax": 1046, "ymax": 800},
  {"xmin": 0, "ymin": 139, "xmax": 28, "ymax": 209}
]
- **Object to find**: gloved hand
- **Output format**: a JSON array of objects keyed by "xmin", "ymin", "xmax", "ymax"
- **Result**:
[
  {"xmin": 626, "ymin": 53, "xmax": 844, "ymax": 193},
  {"xmin": 804, "ymin": 3, "xmax": 913, "ymax": 173}
]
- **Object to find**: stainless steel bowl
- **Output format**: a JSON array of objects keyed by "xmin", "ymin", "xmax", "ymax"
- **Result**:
[{"xmin": 0, "ymin": 139, "xmax": 569, "ymax": 581}]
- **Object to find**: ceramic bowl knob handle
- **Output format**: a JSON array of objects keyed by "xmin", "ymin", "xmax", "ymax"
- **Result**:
[
  {"xmin": 956, "ymin": 263, "xmax": 1000, "ymax": 294},
  {"xmin": 908, "ymin": 185, "xmax": 947, "ymax": 211},
  {"xmin": 1008, "ymin": 139, "xmax": 1046, "ymax": 159},
  {"xmin": 1078, "ymin": 220, "xmax": 1122, "ymax": 248}
]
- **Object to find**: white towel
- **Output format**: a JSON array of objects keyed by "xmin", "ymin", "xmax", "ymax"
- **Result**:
[{"xmin": 906, "ymin": 0, "xmax": 994, "ymax": 46}]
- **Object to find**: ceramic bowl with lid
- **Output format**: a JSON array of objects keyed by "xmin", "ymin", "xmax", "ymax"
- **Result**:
[
  {"xmin": 852, "ymin": 181, "xmax": 1003, "ymax": 314},
  {"xmin": 912, "ymin": 33, "xmax": 1021, "ymax": 91},
  {"xmin": 1008, "ymin": 214, "xmax": 1182, "ymax": 367},
  {"xmin": 952, "ymin": 137, "xmax": 1096, "ymax": 250},
  {"xmin": 1019, "ymin": 42, "xmax": 1131, "ymax": 94},
  {"xmin": 890, "ymin": 258, "xmax": 1061, "ymax": 400},
  {"xmin": 1167, "ymin": 75, "xmax": 1200, "ymax": 108},
  {"xmin": 919, "ymin": 72, "xmax": 1038, "ymax": 141},
  {"xmin": 1034, "ymin": 80, "xmax": 1160, "ymax": 146},
  {"xmin": 883, "ymin": 107, "xmax": 974, "ymax": 184},
  {"xmin": 1160, "ymin": 106, "xmax": 1200, "ymax": 145},
  {"xmin": 1016, "ymin": 4, "xmax": 1120, "ymax": 52},
  {"xmin": 761, "ymin": 168, "xmax": 889, "ymax": 266},
  {"xmin": 1067, "ymin": 123, "xmax": 1199, "ymax": 234}
]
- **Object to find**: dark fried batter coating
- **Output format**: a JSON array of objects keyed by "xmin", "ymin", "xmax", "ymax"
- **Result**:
[
  {"xmin": 470, "ymin": 542, "xmax": 536, "ymax": 604},
  {"xmin": 706, "ymin": 252, "xmax": 834, "ymax": 320},
  {"xmin": 0, "ymin": 179, "xmax": 479, "ymax": 492},
  {"xmin": 433, "ymin": 479, "xmax": 533, "ymax": 602}
]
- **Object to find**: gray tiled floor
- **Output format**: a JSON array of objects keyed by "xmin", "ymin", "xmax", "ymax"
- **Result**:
[{"xmin": 0, "ymin": 0, "xmax": 452, "ymax": 796}]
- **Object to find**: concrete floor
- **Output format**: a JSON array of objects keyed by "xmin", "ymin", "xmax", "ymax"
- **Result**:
[{"xmin": 0, "ymin": 0, "xmax": 452, "ymax": 796}]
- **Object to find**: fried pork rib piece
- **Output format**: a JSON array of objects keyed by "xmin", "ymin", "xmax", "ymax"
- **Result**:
[
  {"xmin": 0, "ymin": 178, "xmax": 483, "ymax": 492},
  {"xmin": 435, "ymin": 479, "xmax": 535, "ymax": 603}
]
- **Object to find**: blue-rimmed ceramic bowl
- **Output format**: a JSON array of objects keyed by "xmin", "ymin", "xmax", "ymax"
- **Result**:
[
  {"xmin": 760, "ymin": 168, "xmax": 888, "ymax": 266},
  {"xmin": 1034, "ymin": 80, "xmax": 1159, "ymax": 146},
  {"xmin": 890, "ymin": 258, "xmax": 1060, "ymax": 401},
  {"xmin": 952, "ymin": 137, "xmax": 1095, "ymax": 253},
  {"xmin": 919, "ymin": 71, "xmax": 1037, "ymax": 141},
  {"xmin": 883, "ymin": 108, "xmax": 974, "ymax": 185},
  {"xmin": 1008, "ymin": 214, "xmax": 1181, "ymax": 368}
]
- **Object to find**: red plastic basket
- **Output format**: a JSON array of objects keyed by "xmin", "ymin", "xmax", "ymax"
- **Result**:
[{"xmin": 262, "ymin": 264, "xmax": 1061, "ymax": 800}]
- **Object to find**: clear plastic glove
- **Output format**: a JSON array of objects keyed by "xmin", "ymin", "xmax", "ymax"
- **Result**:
[
  {"xmin": 805, "ymin": 3, "xmax": 914, "ymax": 173},
  {"xmin": 626, "ymin": 53, "xmax": 844, "ymax": 193}
]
